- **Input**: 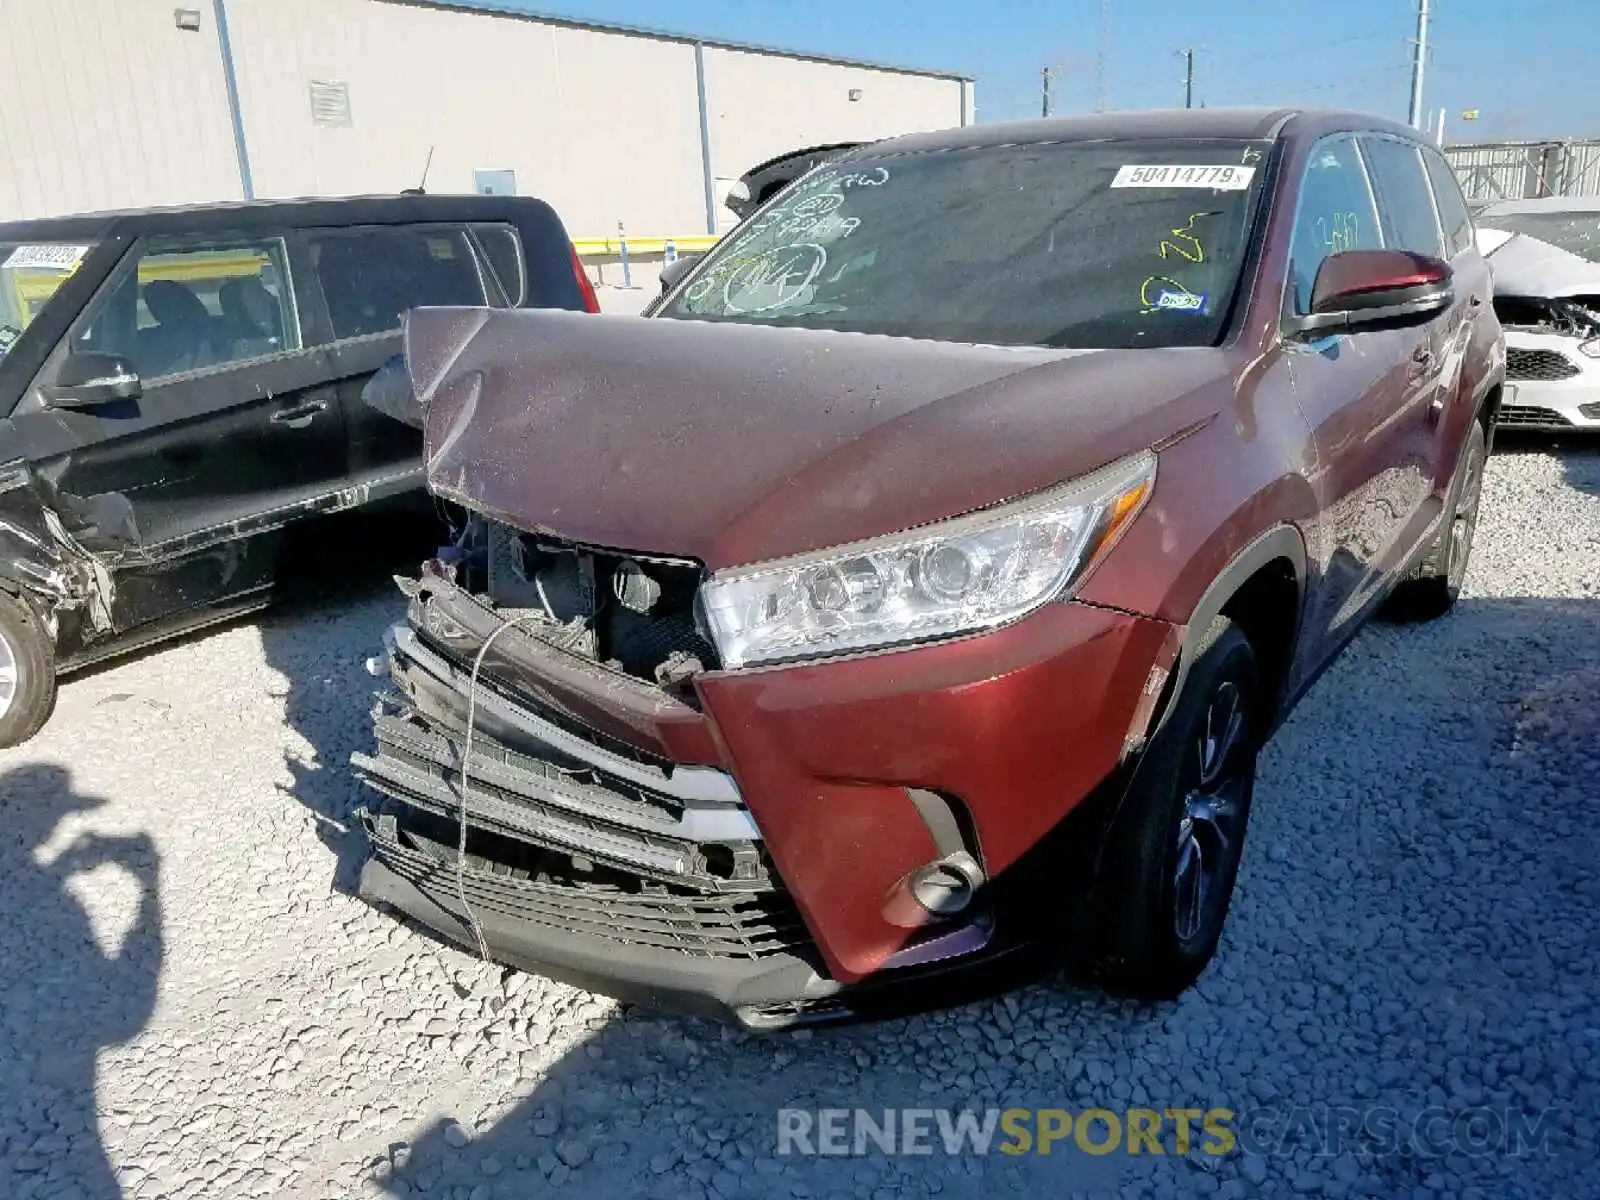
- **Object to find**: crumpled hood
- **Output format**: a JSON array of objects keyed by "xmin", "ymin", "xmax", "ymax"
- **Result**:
[
  {"xmin": 1479, "ymin": 227, "xmax": 1600, "ymax": 298},
  {"xmin": 406, "ymin": 308, "xmax": 1232, "ymax": 568}
]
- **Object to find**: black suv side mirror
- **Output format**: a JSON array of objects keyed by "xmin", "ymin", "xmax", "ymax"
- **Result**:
[
  {"xmin": 659, "ymin": 252, "xmax": 705, "ymax": 295},
  {"xmin": 44, "ymin": 352, "xmax": 143, "ymax": 408}
]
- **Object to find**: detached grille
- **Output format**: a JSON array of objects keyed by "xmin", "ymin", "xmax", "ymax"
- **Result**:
[
  {"xmin": 364, "ymin": 807, "xmax": 811, "ymax": 960},
  {"xmin": 1506, "ymin": 348, "xmax": 1582, "ymax": 381},
  {"xmin": 1498, "ymin": 404, "xmax": 1572, "ymax": 428}
]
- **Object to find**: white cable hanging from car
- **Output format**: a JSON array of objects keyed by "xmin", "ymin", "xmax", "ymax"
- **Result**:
[{"xmin": 455, "ymin": 611, "xmax": 547, "ymax": 965}]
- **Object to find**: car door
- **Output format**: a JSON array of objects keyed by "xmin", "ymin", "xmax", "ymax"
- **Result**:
[
  {"xmin": 12, "ymin": 232, "xmax": 347, "ymax": 631},
  {"xmin": 1279, "ymin": 134, "xmax": 1438, "ymax": 673},
  {"xmin": 1358, "ymin": 134, "xmax": 1456, "ymax": 555},
  {"xmin": 300, "ymin": 222, "xmax": 503, "ymax": 498},
  {"xmin": 1421, "ymin": 143, "xmax": 1495, "ymax": 472}
]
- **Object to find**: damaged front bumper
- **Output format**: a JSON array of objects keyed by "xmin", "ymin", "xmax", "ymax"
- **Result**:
[
  {"xmin": 353, "ymin": 612, "xmax": 849, "ymax": 1028},
  {"xmin": 354, "ymin": 570, "xmax": 1173, "ymax": 1027}
]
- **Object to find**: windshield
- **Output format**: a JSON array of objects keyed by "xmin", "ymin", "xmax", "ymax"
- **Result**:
[
  {"xmin": 1482, "ymin": 211, "xmax": 1600, "ymax": 262},
  {"xmin": 659, "ymin": 138, "xmax": 1270, "ymax": 349},
  {"xmin": 0, "ymin": 241, "xmax": 95, "ymax": 360}
]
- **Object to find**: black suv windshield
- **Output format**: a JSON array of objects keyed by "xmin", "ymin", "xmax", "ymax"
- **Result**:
[
  {"xmin": 659, "ymin": 138, "xmax": 1270, "ymax": 349},
  {"xmin": 0, "ymin": 241, "xmax": 95, "ymax": 360}
]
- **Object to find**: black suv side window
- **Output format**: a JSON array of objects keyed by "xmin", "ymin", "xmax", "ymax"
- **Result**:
[
  {"xmin": 74, "ymin": 237, "xmax": 299, "ymax": 381},
  {"xmin": 1287, "ymin": 136, "xmax": 1384, "ymax": 315},
  {"xmin": 1421, "ymin": 149, "xmax": 1474, "ymax": 258},
  {"xmin": 470, "ymin": 224, "xmax": 526, "ymax": 306},
  {"xmin": 1362, "ymin": 137, "xmax": 1446, "ymax": 259},
  {"xmin": 307, "ymin": 225, "xmax": 490, "ymax": 341}
]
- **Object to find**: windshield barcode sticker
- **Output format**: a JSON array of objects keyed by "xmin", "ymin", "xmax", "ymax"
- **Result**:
[
  {"xmin": 1111, "ymin": 165, "xmax": 1256, "ymax": 190},
  {"xmin": 3, "ymin": 243, "xmax": 91, "ymax": 271}
]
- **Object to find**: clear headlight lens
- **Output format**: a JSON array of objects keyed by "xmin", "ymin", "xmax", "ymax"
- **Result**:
[
  {"xmin": 700, "ymin": 451, "xmax": 1156, "ymax": 669},
  {"xmin": 1578, "ymin": 336, "xmax": 1600, "ymax": 359}
]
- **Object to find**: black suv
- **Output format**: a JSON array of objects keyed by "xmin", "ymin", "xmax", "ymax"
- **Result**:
[{"xmin": 0, "ymin": 194, "xmax": 595, "ymax": 746}]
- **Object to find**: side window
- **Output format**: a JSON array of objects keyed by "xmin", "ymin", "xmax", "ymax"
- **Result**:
[
  {"xmin": 1422, "ymin": 149, "xmax": 1474, "ymax": 257},
  {"xmin": 1287, "ymin": 137, "xmax": 1384, "ymax": 315},
  {"xmin": 470, "ymin": 223, "xmax": 526, "ymax": 306},
  {"xmin": 73, "ymin": 237, "xmax": 299, "ymax": 381},
  {"xmin": 307, "ymin": 225, "xmax": 488, "ymax": 341},
  {"xmin": 1362, "ymin": 138, "xmax": 1445, "ymax": 258}
]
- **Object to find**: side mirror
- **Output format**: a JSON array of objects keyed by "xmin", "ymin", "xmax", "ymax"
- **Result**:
[
  {"xmin": 1290, "ymin": 250, "xmax": 1454, "ymax": 336},
  {"xmin": 44, "ymin": 352, "xmax": 142, "ymax": 408},
  {"xmin": 658, "ymin": 252, "xmax": 705, "ymax": 295}
]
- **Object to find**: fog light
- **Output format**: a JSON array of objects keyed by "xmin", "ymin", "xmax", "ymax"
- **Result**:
[{"xmin": 908, "ymin": 852, "xmax": 984, "ymax": 916}]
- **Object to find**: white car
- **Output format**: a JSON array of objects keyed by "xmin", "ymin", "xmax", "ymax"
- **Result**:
[{"xmin": 1476, "ymin": 197, "xmax": 1600, "ymax": 431}]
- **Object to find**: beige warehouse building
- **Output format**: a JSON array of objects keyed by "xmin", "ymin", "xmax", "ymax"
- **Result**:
[{"xmin": 0, "ymin": 0, "xmax": 973, "ymax": 242}]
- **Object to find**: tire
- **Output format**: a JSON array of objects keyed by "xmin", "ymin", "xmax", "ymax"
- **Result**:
[
  {"xmin": 1381, "ymin": 420, "xmax": 1487, "ymax": 622},
  {"xmin": 1082, "ymin": 616, "xmax": 1259, "ymax": 999},
  {"xmin": 0, "ymin": 590, "xmax": 58, "ymax": 748}
]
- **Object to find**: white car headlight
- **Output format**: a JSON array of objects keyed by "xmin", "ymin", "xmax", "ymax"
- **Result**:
[{"xmin": 700, "ymin": 451, "xmax": 1156, "ymax": 669}]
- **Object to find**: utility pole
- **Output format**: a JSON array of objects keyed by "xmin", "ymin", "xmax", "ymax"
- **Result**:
[
  {"xmin": 1094, "ymin": 0, "xmax": 1110, "ymax": 112},
  {"xmin": 1042, "ymin": 65, "xmax": 1052, "ymax": 118},
  {"xmin": 1181, "ymin": 48, "xmax": 1196, "ymax": 109},
  {"xmin": 1408, "ymin": 0, "xmax": 1430, "ymax": 128}
]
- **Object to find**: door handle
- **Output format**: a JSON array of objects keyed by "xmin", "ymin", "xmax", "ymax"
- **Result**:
[
  {"xmin": 1469, "ymin": 294, "xmax": 1484, "ymax": 308},
  {"xmin": 270, "ymin": 398, "xmax": 329, "ymax": 430}
]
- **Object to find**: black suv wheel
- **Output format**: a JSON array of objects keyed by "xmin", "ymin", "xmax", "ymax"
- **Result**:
[{"xmin": 0, "ymin": 591, "xmax": 57, "ymax": 748}]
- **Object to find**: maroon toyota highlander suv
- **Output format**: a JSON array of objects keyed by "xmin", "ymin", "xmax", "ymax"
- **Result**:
[{"xmin": 352, "ymin": 108, "xmax": 1502, "ymax": 1028}]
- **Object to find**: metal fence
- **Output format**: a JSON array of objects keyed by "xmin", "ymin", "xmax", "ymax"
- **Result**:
[{"xmin": 1446, "ymin": 139, "xmax": 1600, "ymax": 203}]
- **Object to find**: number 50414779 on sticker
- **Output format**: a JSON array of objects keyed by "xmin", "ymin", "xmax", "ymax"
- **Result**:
[{"xmin": 1111, "ymin": 165, "xmax": 1256, "ymax": 190}]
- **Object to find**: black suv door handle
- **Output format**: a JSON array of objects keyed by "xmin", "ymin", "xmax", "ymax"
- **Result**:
[{"xmin": 270, "ymin": 398, "xmax": 329, "ymax": 429}]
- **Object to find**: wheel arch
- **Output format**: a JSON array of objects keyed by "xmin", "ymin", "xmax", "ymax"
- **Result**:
[{"xmin": 1149, "ymin": 524, "xmax": 1308, "ymax": 744}]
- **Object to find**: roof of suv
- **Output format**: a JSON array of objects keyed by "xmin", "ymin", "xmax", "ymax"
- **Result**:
[
  {"xmin": 855, "ymin": 107, "xmax": 1424, "ymax": 156},
  {"xmin": 0, "ymin": 193, "xmax": 553, "ymax": 244}
]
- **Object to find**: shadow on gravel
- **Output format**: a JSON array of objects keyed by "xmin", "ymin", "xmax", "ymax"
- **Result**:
[
  {"xmin": 357, "ymin": 595, "xmax": 1600, "ymax": 1200},
  {"xmin": 259, "ymin": 506, "xmax": 443, "ymax": 895},
  {"xmin": 0, "ymin": 764, "xmax": 162, "ymax": 1200}
]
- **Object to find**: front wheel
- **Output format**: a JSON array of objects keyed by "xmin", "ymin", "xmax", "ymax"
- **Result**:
[
  {"xmin": 1081, "ymin": 616, "xmax": 1259, "ymax": 998},
  {"xmin": 1382, "ymin": 420, "xmax": 1486, "ymax": 622},
  {"xmin": 0, "ymin": 590, "xmax": 56, "ymax": 748}
]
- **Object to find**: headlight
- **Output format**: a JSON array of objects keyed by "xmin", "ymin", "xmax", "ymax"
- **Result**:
[
  {"xmin": 700, "ymin": 451, "xmax": 1156, "ymax": 668},
  {"xmin": 1579, "ymin": 336, "xmax": 1600, "ymax": 359}
]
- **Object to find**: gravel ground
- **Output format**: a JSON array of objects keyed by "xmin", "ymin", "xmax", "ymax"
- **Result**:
[{"xmin": 2, "ymin": 440, "xmax": 1597, "ymax": 1200}]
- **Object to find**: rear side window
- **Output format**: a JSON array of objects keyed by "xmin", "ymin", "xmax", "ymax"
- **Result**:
[
  {"xmin": 1287, "ymin": 137, "xmax": 1384, "ymax": 315},
  {"xmin": 471, "ymin": 224, "xmax": 526, "ymax": 305},
  {"xmin": 308, "ymin": 225, "xmax": 487, "ymax": 340},
  {"xmin": 1422, "ymin": 150, "xmax": 1474, "ymax": 257},
  {"xmin": 1362, "ymin": 138, "xmax": 1445, "ymax": 258}
]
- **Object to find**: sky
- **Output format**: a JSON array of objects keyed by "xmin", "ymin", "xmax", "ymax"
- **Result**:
[{"xmin": 491, "ymin": 0, "xmax": 1594, "ymax": 142}]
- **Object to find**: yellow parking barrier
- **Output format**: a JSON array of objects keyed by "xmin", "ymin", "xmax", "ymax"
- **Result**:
[{"xmin": 572, "ymin": 235, "xmax": 720, "ymax": 258}]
